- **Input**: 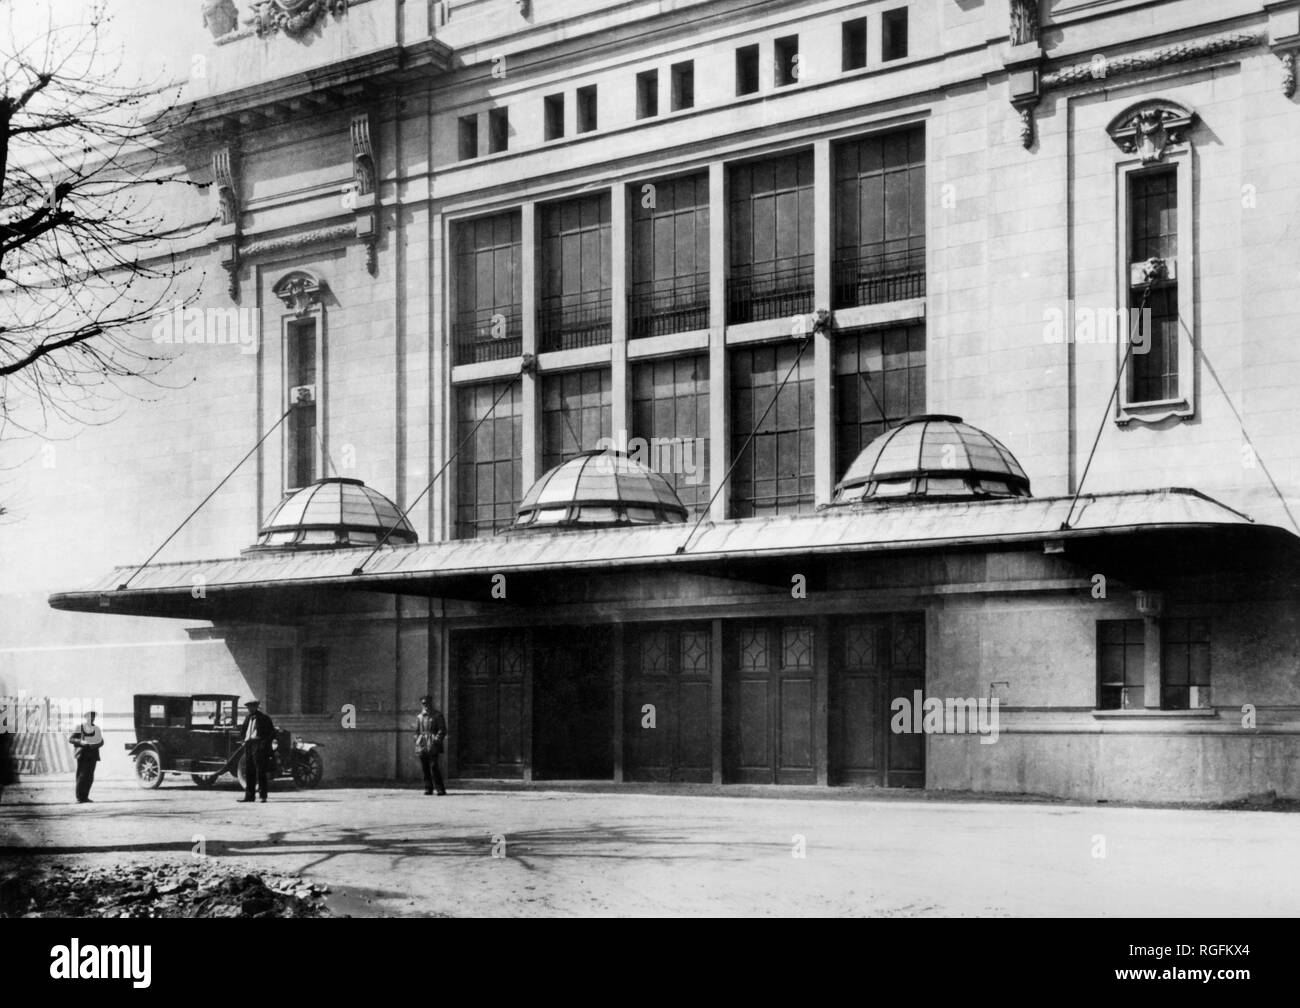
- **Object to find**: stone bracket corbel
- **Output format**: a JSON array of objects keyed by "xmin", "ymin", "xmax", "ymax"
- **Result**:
[
  {"xmin": 1006, "ymin": 54, "xmax": 1042, "ymax": 150},
  {"xmin": 349, "ymin": 112, "xmax": 379, "ymax": 276},
  {"xmin": 1266, "ymin": 3, "xmax": 1300, "ymax": 96},
  {"xmin": 212, "ymin": 144, "xmax": 242, "ymax": 300}
]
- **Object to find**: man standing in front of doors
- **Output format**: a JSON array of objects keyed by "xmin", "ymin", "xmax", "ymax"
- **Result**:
[
  {"xmin": 238, "ymin": 699, "xmax": 275, "ymax": 803},
  {"xmin": 71, "ymin": 710, "xmax": 104, "ymax": 803},
  {"xmin": 415, "ymin": 695, "xmax": 447, "ymax": 796}
]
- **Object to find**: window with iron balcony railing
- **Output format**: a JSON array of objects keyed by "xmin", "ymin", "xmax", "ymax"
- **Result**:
[
  {"xmin": 453, "ymin": 307, "xmax": 522, "ymax": 364},
  {"xmin": 831, "ymin": 246, "xmax": 925, "ymax": 309},
  {"xmin": 629, "ymin": 277, "xmax": 710, "ymax": 339},
  {"xmin": 727, "ymin": 256, "xmax": 815, "ymax": 325},
  {"xmin": 537, "ymin": 290, "xmax": 612, "ymax": 352}
]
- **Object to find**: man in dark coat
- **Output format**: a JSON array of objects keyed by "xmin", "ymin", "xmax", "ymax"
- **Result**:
[
  {"xmin": 237, "ymin": 699, "xmax": 275, "ymax": 803},
  {"xmin": 71, "ymin": 711, "xmax": 104, "ymax": 803},
  {"xmin": 415, "ymin": 695, "xmax": 447, "ymax": 796}
]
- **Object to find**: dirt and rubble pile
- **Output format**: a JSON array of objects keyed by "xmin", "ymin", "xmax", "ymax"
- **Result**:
[{"xmin": 0, "ymin": 859, "xmax": 334, "ymax": 918}]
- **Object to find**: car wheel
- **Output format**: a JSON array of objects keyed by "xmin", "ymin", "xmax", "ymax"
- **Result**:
[
  {"xmin": 191, "ymin": 773, "xmax": 219, "ymax": 788},
  {"xmin": 292, "ymin": 749, "xmax": 324, "ymax": 789},
  {"xmin": 134, "ymin": 749, "xmax": 163, "ymax": 789}
]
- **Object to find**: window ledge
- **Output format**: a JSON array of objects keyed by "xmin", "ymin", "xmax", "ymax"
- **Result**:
[
  {"xmin": 1092, "ymin": 708, "xmax": 1218, "ymax": 719},
  {"xmin": 1116, "ymin": 398, "xmax": 1192, "ymax": 426}
]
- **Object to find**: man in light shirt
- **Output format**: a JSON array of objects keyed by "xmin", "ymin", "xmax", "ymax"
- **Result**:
[{"xmin": 71, "ymin": 711, "xmax": 104, "ymax": 803}]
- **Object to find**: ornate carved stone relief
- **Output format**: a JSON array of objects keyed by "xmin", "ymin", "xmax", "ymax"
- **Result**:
[
  {"xmin": 1106, "ymin": 101, "xmax": 1196, "ymax": 164},
  {"xmin": 244, "ymin": 0, "xmax": 348, "ymax": 40},
  {"xmin": 272, "ymin": 270, "xmax": 326, "ymax": 316}
]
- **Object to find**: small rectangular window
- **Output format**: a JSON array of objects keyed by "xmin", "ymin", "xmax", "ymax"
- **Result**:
[
  {"xmin": 842, "ymin": 17, "xmax": 868, "ymax": 71},
  {"xmin": 636, "ymin": 69, "xmax": 659, "ymax": 119},
  {"xmin": 457, "ymin": 114, "xmax": 478, "ymax": 160},
  {"xmin": 544, "ymin": 93, "xmax": 565, "ymax": 140},
  {"xmin": 774, "ymin": 35, "xmax": 800, "ymax": 86},
  {"xmin": 736, "ymin": 44, "xmax": 760, "ymax": 95},
  {"xmin": 1097, "ymin": 620, "xmax": 1145, "ymax": 710},
  {"xmin": 882, "ymin": 8, "xmax": 909, "ymax": 61},
  {"xmin": 1127, "ymin": 168, "xmax": 1179, "ymax": 404},
  {"xmin": 488, "ymin": 107, "xmax": 509, "ymax": 153},
  {"xmin": 671, "ymin": 60, "xmax": 694, "ymax": 110},
  {"xmin": 577, "ymin": 84, "xmax": 598, "ymax": 133}
]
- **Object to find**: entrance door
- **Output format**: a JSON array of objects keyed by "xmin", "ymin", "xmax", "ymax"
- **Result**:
[
  {"xmin": 454, "ymin": 631, "xmax": 526, "ymax": 779},
  {"xmin": 623, "ymin": 624, "xmax": 712, "ymax": 782},
  {"xmin": 533, "ymin": 626, "xmax": 614, "ymax": 780},
  {"xmin": 830, "ymin": 613, "xmax": 925, "ymax": 787},
  {"xmin": 724, "ymin": 621, "xmax": 816, "ymax": 784}
]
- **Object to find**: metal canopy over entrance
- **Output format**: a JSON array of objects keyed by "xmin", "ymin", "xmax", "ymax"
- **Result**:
[{"xmin": 48, "ymin": 488, "xmax": 1296, "ymax": 621}]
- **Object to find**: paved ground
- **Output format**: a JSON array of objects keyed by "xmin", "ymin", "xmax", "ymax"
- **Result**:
[{"xmin": 1, "ymin": 778, "xmax": 1297, "ymax": 916}]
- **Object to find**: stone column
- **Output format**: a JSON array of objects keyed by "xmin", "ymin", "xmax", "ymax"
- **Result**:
[
  {"xmin": 708, "ymin": 162, "xmax": 729, "ymax": 522},
  {"xmin": 520, "ymin": 202, "xmax": 540, "ymax": 487}
]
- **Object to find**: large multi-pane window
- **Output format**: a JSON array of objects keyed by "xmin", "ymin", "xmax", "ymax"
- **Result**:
[
  {"xmin": 539, "ymin": 194, "xmax": 611, "ymax": 352},
  {"xmin": 456, "ymin": 380, "xmax": 523, "ymax": 539},
  {"xmin": 834, "ymin": 127, "xmax": 925, "ymax": 308},
  {"xmin": 630, "ymin": 173, "xmax": 710, "ymax": 339},
  {"xmin": 631, "ymin": 355, "xmax": 709, "ymax": 512},
  {"xmin": 1097, "ymin": 617, "xmax": 1211, "ymax": 711},
  {"xmin": 1127, "ymin": 169, "xmax": 1178, "ymax": 403},
  {"xmin": 728, "ymin": 151, "xmax": 815, "ymax": 324},
  {"xmin": 1097, "ymin": 619, "xmax": 1145, "ymax": 710},
  {"xmin": 452, "ymin": 211, "xmax": 522, "ymax": 364},
  {"xmin": 835, "ymin": 324, "xmax": 926, "ymax": 481},
  {"xmin": 1161, "ymin": 617, "xmax": 1210, "ymax": 710},
  {"xmin": 542, "ymin": 368, "xmax": 612, "ymax": 470},
  {"xmin": 730, "ymin": 342, "xmax": 815, "ymax": 517},
  {"xmin": 286, "ymin": 318, "xmax": 317, "ymax": 490}
]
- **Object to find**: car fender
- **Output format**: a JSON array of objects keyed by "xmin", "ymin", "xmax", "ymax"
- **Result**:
[{"xmin": 126, "ymin": 740, "xmax": 162, "ymax": 759}]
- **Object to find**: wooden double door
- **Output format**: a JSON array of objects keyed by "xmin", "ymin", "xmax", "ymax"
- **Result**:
[
  {"xmin": 453, "ymin": 631, "xmax": 527, "ymax": 779},
  {"xmin": 830, "ymin": 613, "xmax": 925, "ymax": 787},
  {"xmin": 725, "ymin": 620, "xmax": 817, "ymax": 784},
  {"xmin": 623, "ymin": 623, "xmax": 712, "ymax": 782}
]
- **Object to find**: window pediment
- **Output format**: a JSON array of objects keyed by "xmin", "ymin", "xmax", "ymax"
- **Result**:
[
  {"xmin": 1106, "ymin": 100, "xmax": 1196, "ymax": 164},
  {"xmin": 272, "ymin": 270, "xmax": 325, "ymax": 316}
]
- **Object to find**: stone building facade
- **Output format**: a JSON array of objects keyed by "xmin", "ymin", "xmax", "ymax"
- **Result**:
[{"xmin": 7, "ymin": 0, "xmax": 1300, "ymax": 801}]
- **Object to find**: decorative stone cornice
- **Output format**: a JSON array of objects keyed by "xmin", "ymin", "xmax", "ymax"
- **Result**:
[
  {"xmin": 1011, "ymin": 30, "xmax": 1265, "ymax": 154},
  {"xmin": 1041, "ymin": 31, "xmax": 1263, "ymax": 90},
  {"xmin": 241, "ymin": 223, "xmax": 355, "ymax": 260}
]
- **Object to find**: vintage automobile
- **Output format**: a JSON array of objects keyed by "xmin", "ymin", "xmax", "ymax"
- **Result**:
[{"xmin": 125, "ymin": 693, "xmax": 324, "ymax": 790}]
